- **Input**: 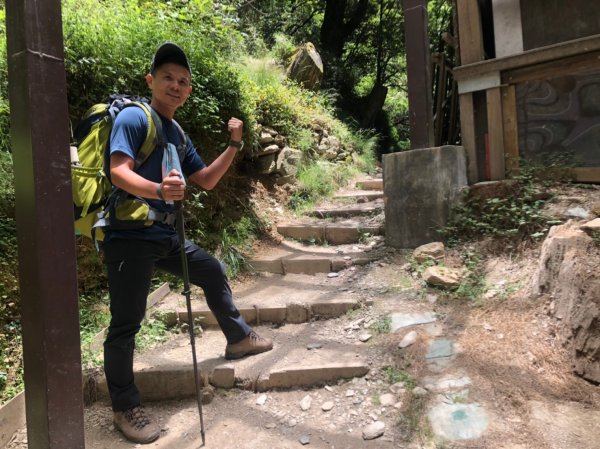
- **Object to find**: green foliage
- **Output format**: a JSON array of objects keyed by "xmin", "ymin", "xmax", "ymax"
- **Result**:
[
  {"xmin": 454, "ymin": 251, "xmax": 487, "ymax": 303},
  {"xmin": 383, "ymin": 367, "xmax": 416, "ymax": 389},
  {"xmin": 214, "ymin": 215, "xmax": 264, "ymax": 278},
  {"xmin": 441, "ymin": 167, "xmax": 558, "ymax": 245},
  {"xmin": 370, "ymin": 315, "xmax": 392, "ymax": 335},
  {"xmin": 62, "ymin": 0, "xmax": 246, "ymax": 156},
  {"xmin": 289, "ymin": 161, "xmax": 357, "ymax": 213}
]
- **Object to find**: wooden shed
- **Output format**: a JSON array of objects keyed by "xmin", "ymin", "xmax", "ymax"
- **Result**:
[{"xmin": 454, "ymin": 0, "xmax": 600, "ymax": 183}]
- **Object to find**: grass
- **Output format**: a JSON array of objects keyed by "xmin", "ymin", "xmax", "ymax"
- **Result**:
[
  {"xmin": 453, "ymin": 250, "xmax": 487, "ymax": 303},
  {"xmin": 383, "ymin": 367, "xmax": 416, "ymax": 390},
  {"xmin": 369, "ymin": 316, "xmax": 392, "ymax": 334}
]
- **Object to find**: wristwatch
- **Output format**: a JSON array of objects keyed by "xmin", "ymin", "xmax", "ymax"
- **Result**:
[{"xmin": 228, "ymin": 139, "xmax": 244, "ymax": 151}]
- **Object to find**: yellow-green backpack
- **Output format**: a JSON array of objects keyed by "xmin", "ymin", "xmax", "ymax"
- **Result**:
[{"xmin": 71, "ymin": 95, "xmax": 183, "ymax": 243}]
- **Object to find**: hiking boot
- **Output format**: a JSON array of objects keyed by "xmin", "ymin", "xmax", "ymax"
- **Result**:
[
  {"xmin": 225, "ymin": 331, "xmax": 273, "ymax": 360},
  {"xmin": 113, "ymin": 406, "xmax": 160, "ymax": 444}
]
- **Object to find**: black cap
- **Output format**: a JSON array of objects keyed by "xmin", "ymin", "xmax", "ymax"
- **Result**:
[{"xmin": 150, "ymin": 42, "xmax": 191, "ymax": 74}]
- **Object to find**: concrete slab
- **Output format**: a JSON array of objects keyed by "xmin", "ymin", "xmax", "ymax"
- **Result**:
[
  {"xmin": 155, "ymin": 272, "xmax": 362, "ymax": 328},
  {"xmin": 277, "ymin": 221, "xmax": 383, "ymax": 244},
  {"xmin": 309, "ymin": 199, "xmax": 384, "ymax": 218},
  {"xmin": 384, "ymin": 146, "xmax": 468, "ymax": 248},
  {"xmin": 95, "ymin": 323, "xmax": 369, "ymax": 400},
  {"xmin": 390, "ymin": 312, "xmax": 437, "ymax": 332},
  {"xmin": 355, "ymin": 179, "xmax": 383, "ymax": 190},
  {"xmin": 428, "ymin": 402, "xmax": 489, "ymax": 441},
  {"xmin": 334, "ymin": 191, "xmax": 383, "ymax": 202},
  {"xmin": 426, "ymin": 339, "xmax": 455, "ymax": 359}
]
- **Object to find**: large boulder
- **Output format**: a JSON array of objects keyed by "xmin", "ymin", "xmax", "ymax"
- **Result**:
[
  {"xmin": 531, "ymin": 220, "xmax": 600, "ymax": 383},
  {"xmin": 275, "ymin": 147, "xmax": 303, "ymax": 178},
  {"xmin": 286, "ymin": 43, "xmax": 324, "ymax": 90}
]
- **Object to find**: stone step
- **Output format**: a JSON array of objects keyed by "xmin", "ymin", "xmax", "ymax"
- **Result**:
[
  {"xmin": 333, "ymin": 190, "xmax": 383, "ymax": 202},
  {"xmin": 277, "ymin": 220, "xmax": 384, "ymax": 244},
  {"xmin": 248, "ymin": 242, "xmax": 382, "ymax": 275},
  {"xmin": 154, "ymin": 272, "xmax": 369, "ymax": 328},
  {"xmin": 308, "ymin": 198, "xmax": 384, "ymax": 219},
  {"xmin": 94, "ymin": 323, "xmax": 370, "ymax": 401},
  {"xmin": 355, "ymin": 178, "xmax": 383, "ymax": 190}
]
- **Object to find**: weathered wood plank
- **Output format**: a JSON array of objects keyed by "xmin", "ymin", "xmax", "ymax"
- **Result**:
[
  {"xmin": 503, "ymin": 50, "xmax": 600, "ymax": 84},
  {"xmin": 454, "ymin": 34, "xmax": 600, "ymax": 81},
  {"xmin": 459, "ymin": 92, "xmax": 479, "ymax": 183},
  {"xmin": 456, "ymin": 0, "xmax": 485, "ymax": 65},
  {"xmin": 501, "ymin": 85, "xmax": 519, "ymax": 177},
  {"xmin": 486, "ymin": 87, "xmax": 505, "ymax": 180}
]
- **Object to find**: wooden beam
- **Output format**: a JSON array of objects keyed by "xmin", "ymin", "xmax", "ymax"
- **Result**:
[
  {"xmin": 503, "ymin": 50, "xmax": 600, "ymax": 84},
  {"xmin": 501, "ymin": 85, "xmax": 519, "ymax": 177},
  {"xmin": 486, "ymin": 87, "xmax": 505, "ymax": 180},
  {"xmin": 454, "ymin": 34, "xmax": 600, "ymax": 81},
  {"xmin": 459, "ymin": 92, "xmax": 479, "ymax": 183},
  {"xmin": 572, "ymin": 168, "xmax": 600, "ymax": 183},
  {"xmin": 456, "ymin": 0, "xmax": 485, "ymax": 65}
]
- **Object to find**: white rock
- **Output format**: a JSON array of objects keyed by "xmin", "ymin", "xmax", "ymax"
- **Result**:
[
  {"xmin": 359, "ymin": 333, "xmax": 372, "ymax": 342},
  {"xmin": 328, "ymin": 272, "xmax": 340, "ymax": 278},
  {"xmin": 389, "ymin": 382, "xmax": 405, "ymax": 394},
  {"xmin": 346, "ymin": 390, "xmax": 355, "ymax": 397},
  {"xmin": 256, "ymin": 394, "xmax": 268, "ymax": 405},
  {"xmin": 412, "ymin": 387, "xmax": 428, "ymax": 396},
  {"xmin": 300, "ymin": 395, "xmax": 312, "ymax": 411},
  {"xmin": 322, "ymin": 401, "xmax": 334, "ymax": 411},
  {"xmin": 379, "ymin": 393, "xmax": 396, "ymax": 406},
  {"xmin": 362, "ymin": 421, "xmax": 385, "ymax": 440},
  {"xmin": 398, "ymin": 330, "xmax": 418, "ymax": 348}
]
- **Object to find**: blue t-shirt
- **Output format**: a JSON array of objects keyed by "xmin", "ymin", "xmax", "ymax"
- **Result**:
[{"xmin": 106, "ymin": 106, "xmax": 206, "ymax": 241}]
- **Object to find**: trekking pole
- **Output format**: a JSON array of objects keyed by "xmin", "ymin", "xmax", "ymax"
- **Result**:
[{"xmin": 175, "ymin": 201, "xmax": 206, "ymax": 446}]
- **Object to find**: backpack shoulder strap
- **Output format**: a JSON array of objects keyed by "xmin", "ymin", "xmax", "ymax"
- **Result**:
[
  {"xmin": 171, "ymin": 118, "xmax": 187, "ymax": 161},
  {"xmin": 123, "ymin": 101, "xmax": 162, "ymax": 170}
]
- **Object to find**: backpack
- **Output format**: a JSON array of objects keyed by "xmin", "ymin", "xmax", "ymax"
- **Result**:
[{"xmin": 71, "ymin": 94, "xmax": 185, "ymax": 243}]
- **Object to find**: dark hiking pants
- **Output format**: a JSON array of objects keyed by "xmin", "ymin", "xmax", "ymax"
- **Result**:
[{"xmin": 103, "ymin": 236, "xmax": 252, "ymax": 412}]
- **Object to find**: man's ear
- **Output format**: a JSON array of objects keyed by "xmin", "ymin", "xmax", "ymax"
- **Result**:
[{"xmin": 145, "ymin": 73, "xmax": 153, "ymax": 89}]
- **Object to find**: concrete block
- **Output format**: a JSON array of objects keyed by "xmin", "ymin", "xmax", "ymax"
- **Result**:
[
  {"xmin": 210, "ymin": 364, "xmax": 235, "ymax": 388},
  {"xmin": 384, "ymin": 146, "xmax": 467, "ymax": 248},
  {"xmin": 257, "ymin": 307, "xmax": 288, "ymax": 324},
  {"xmin": 249, "ymin": 257, "xmax": 285, "ymax": 274},
  {"xmin": 324, "ymin": 226, "xmax": 360, "ymax": 244},
  {"xmin": 277, "ymin": 224, "xmax": 324, "ymax": 241},
  {"xmin": 311, "ymin": 301, "xmax": 356, "ymax": 318},
  {"xmin": 283, "ymin": 256, "xmax": 331, "ymax": 274},
  {"xmin": 98, "ymin": 366, "xmax": 207, "ymax": 402},
  {"xmin": 286, "ymin": 303, "xmax": 310, "ymax": 323},
  {"xmin": 256, "ymin": 362, "xmax": 369, "ymax": 391},
  {"xmin": 356, "ymin": 179, "xmax": 383, "ymax": 190},
  {"xmin": 0, "ymin": 392, "xmax": 25, "ymax": 448},
  {"xmin": 331, "ymin": 258, "xmax": 350, "ymax": 271}
]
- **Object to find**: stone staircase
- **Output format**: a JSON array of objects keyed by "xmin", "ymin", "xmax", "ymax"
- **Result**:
[{"xmin": 81, "ymin": 175, "xmax": 386, "ymax": 403}]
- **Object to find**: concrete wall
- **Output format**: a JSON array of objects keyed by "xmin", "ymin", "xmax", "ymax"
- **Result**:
[
  {"xmin": 492, "ymin": 0, "xmax": 523, "ymax": 58},
  {"xmin": 521, "ymin": 0, "xmax": 600, "ymax": 50},
  {"xmin": 383, "ymin": 146, "xmax": 468, "ymax": 248}
]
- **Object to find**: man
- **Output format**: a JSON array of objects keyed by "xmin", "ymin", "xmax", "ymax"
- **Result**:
[{"xmin": 103, "ymin": 42, "xmax": 273, "ymax": 444}]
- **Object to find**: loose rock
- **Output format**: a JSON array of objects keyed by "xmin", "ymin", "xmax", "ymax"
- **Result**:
[
  {"xmin": 300, "ymin": 395, "xmax": 313, "ymax": 411},
  {"xmin": 398, "ymin": 330, "xmax": 418, "ymax": 348},
  {"xmin": 256, "ymin": 394, "xmax": 268, "ymax": 405},
  {"xmin": 299, "ymin": 435, "xmax": 311, "ymax": 445},
  {"xmin": 322, "ymin": 401, "xmax": 334, "ymax": 411},
  {"xmin": 362, "ymin": 421, "xmax": 385, "ymax": 440}
]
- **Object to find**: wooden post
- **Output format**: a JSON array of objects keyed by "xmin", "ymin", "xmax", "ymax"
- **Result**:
[
  {"xmin": 5, "ymin": 0, "xmax": 85, "ymax": 447},
  {"xmin": 456, "ymin": 0, "xmax": 485, "ymax": 64},
  {"xmin": 502, "ymin": 85, "xmax": 520, "ymax": 176},
  {"xmin": 459, "ymin": 93, "xmax": 479, "ymax": 183},
  {"xmin": 402, "ymin": 0, "xmax": 435, "ymax": 149},
  {"xmin": 486, "ymin": 87, "xmax": 506, "ymax": 180}
]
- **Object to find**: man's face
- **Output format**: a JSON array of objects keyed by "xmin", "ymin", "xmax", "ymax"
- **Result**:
[{"xmin": 146, "ymin": 63, "xmax": 192, "ymax": 113}]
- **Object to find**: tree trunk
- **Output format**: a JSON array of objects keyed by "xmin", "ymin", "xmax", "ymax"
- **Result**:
[{"xmin": 359, "ymin": 82, "xmax": 388, "ymax": 128}]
